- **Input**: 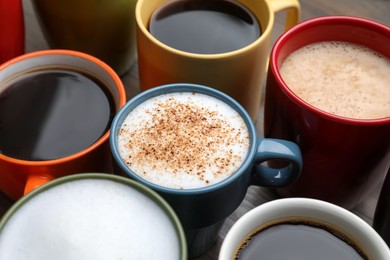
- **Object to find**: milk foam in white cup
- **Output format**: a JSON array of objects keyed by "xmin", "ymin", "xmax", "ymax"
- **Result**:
[{"xmin": 0, "ymin": 173, "xmax": 187, "ymax": 260}]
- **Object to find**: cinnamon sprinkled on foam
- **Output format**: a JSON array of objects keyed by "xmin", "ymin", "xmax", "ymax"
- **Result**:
[{"xmin": 118, "ymin": 92, "xmax": 250, "ymax": 189}]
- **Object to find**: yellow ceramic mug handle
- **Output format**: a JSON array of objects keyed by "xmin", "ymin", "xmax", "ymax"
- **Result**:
[
  {"xmin": 269, "ymin": 0, "xmax": 300, "ymax": 30},
  {"xmin": 24, "ymin": 174, "xmax": 54, "ymax": 195}
]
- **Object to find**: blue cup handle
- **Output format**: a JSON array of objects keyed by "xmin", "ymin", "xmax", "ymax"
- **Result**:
[{"xmin": 251, "ymin": 138, "xmax": 302, "ymax": 187}]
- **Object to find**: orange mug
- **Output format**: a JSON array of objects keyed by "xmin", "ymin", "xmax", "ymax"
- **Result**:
[{"xmin": 0, "ymin": 50, "xmax": 126, "ymax": 200}]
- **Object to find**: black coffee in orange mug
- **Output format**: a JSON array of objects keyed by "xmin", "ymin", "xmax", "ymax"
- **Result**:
[{"xmin": 0, "ymin": 69, "xmax": 115, "ymax": 161}]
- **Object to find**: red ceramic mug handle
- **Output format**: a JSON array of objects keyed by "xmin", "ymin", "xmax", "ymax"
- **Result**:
[{"xmin": 0, "ymin": 0, "xmax": 25, "ymax": 64}]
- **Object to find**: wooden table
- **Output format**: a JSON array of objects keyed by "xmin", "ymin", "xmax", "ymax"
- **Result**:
[{"xmin": 0, "ymin": 0, "xmax": 388, "ymax": 259}]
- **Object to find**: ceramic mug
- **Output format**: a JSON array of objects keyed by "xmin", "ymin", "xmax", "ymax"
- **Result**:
[
  {"xmin": 264, "ymin": 16, "xmax": 390, "ymax": 209},
  {"xmin": 135, "ymin": 0, "xmax": 300, "ymax": 119},
  {"xmin": 110, "ymin": 83, "xmax": 302, "ymax": 258},
  {"xmin": 0, "ymin": 50, "xmax": 126, "ymax": 200},
  {"xmin": 0, "ymin": 173, "xmax": 187, "ymax": 259},
  {"xmin": 219, "ymin": 198, "xmax": 390, "ymax": 259},
  {"xmin": 31, "ymin": 0, "xmax": 138, "ymax": 75},
  {"xmin": 0, "ymin": 0, "xmax": 24, "ymax": 64}
]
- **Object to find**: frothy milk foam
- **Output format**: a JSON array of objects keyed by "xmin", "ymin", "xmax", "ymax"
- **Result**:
[
  {"xmin": 118, "ymin": 92, "xmax": 250, "ymax": 189},
  {"xmin": 0, "ymin": 179, "xmax": 180, "ymax": 260},
  {"xmin": 280, "ymin": 41, "xmax": 390, "ymax": 119}
]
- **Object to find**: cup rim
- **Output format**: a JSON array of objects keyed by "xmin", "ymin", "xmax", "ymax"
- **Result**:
[
  {"xmin": 135, "ymin": 0, "xmax": 274, "ymax": 59},
  {"xmin": 0, "ymin": 49, "xmax": 127, "ymax": 166},
  {"xmin": 110, "ymin": 83, "xmax": 257, "ymax": 195},
  {"xmin": 0, "ymin": 173, "xmax": 188, "ymax": 259},
  {"xmin": 270, "ymin": 15, "xmax": 390, "ymax": 125},
  {"xmin": 220, "ymin": 197, "xmax": 390, "ymax": 259}
]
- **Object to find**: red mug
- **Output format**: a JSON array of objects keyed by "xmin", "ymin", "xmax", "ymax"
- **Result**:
[
  {"xmin": 264, "ymin": 16, "xmax": 390, "ymax": 209},
  {"xmin": 0, "ymin": 0, "xmax": 24, "ymax": 64}
]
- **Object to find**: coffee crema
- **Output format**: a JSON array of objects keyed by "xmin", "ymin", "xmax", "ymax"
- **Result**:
[
  {"xmin": 118, "ymin": 92, "xmax": 250, "ymax": 189},
  {"xmin": 0, "ymin": 69, "xmax": 115, "ymax": 161},
  {"xmin": 234, "ymin": 218, "xmax": 369, "ymax": 260},
  {"xmin": 280, "ymin": 41, "xmax": 390, "ymax": 119},
  {"xmin": 149, "ymin": 0, "xmax": 261, "ymax": 54},
  {"xmin": 0, "ymin": 178, "xmax": 180, "ymax": 259}
]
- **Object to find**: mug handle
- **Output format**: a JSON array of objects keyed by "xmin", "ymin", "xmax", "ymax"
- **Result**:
[
  {"xmin": 268, "ymin": 0, "xmax": 300, "ymax": 30},
  {"xmin": 24, "ymin": 174, "xmax": 54, "ymax": 195},
  {"xmin": 252, "ymin": 138, "xmax": 302, "ymax": 187}
]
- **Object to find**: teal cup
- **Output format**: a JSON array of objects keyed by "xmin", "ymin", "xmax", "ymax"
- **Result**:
[{"xmin": 110, "ymin": 83, "xmax": 302, "ymax": 258}]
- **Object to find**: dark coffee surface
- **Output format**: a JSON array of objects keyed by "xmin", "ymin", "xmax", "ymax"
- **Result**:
[
  {"xmin": 235, "ymin": 221, "xmax": 367, "ymax": 260},
  {"xmin": 149, "ymin": 0, "xmax": 261, "ymax": 54},
  {"xmin": 0, "ymin": 69, "xmax": 115, "ymax": 161}
]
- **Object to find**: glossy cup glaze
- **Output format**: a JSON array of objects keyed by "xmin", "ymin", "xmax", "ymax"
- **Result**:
[
  {"xmin": 220, "ymin": 198, "xmax": 390, "ymax": 259},
  {"xmin": 0, "ymin": 173, "xmax": 188, "ymax": 259},
  {"xmin": 31, "ymin": 0, "xmax": 138, "ymax": 75},
  {"xmin": 0, "ymin": 0, "xmax": 24, "ymax": 64},
  {"xmin": 0, "ymin": 50, "xmax": 126, "ymax": 200},
  {"xmin": 136, "ymin": 0, "xmax": 300, "ymax": 119},
  {"xmin": 264, "ymin": 16, "xmax": 390, "ymax": 209},
  {"xmin": 110, "ymin": 83, "xmax": 302, "ymax": 257}
]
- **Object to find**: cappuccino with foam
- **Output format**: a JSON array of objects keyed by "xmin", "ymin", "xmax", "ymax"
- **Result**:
[
  {"xmin": 280, "ymin": 41, "xmax": 390, "ymax": 119},
  {"xmin": 118, "ymin": 92, "xmax": 250, "ymax": 189},
  {"xmin": 0, "ymin": 177, "xmax": 181, "ymax": 260}
]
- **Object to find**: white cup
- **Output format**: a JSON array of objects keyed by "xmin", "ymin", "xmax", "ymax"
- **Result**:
[{"xmin": 219, "ymin": 198, "xmax": 390, "ymax": 259}]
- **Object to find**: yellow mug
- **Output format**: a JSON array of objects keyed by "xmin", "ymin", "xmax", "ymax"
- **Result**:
[{"xmin": 135, "ymin": 0, "xmax": 300, "ymax": 119}]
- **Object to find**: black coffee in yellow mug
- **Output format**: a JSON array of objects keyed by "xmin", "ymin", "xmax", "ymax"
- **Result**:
[{"xmin": 149, "ymin": 0, "xmax": 261, "ymax": 54}]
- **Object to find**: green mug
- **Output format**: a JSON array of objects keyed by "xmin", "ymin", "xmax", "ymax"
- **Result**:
[
  {"xmin": 0, "ymin": 173, "xmax": 187, "ymax": 259},
  {"xmin": 31, "ymin": 0, "xmax": 137, "ymax": 75}
]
